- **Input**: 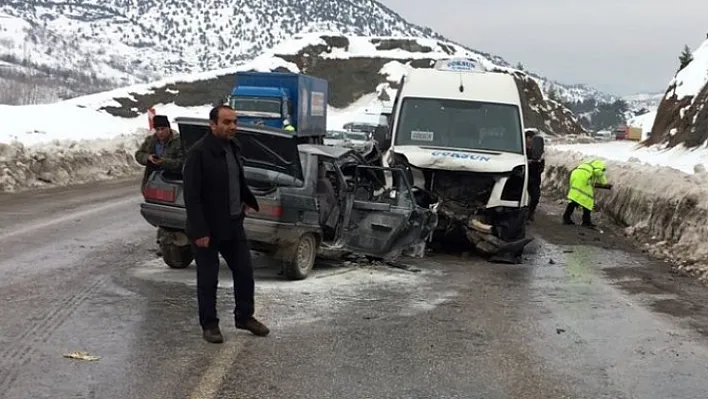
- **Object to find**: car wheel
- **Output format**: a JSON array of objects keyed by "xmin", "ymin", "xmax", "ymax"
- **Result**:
[
  {"xmin": 283, "ymin": 233, "xmax": 318, "ymax": 280},
  {"xmin": 161, "ymin": 243, "xmax": 194, "ymax": 269}
]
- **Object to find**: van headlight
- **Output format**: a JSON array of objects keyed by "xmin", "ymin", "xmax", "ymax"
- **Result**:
[{"xmin": 511, "ymin": 164, "xmax": 525, "ymax": 176}]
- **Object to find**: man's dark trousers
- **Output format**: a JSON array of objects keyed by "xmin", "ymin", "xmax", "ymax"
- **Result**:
[
  {"xmin": 527, "ymin": 175, "xmax": 541, "ymax": 219},
  {"xmin": 194, "ymin": 215, "xmax": 255, "ymax": 329},
  {"xmin": 563, "ymin": 200, "xmax": 592, "ymax": 224}
]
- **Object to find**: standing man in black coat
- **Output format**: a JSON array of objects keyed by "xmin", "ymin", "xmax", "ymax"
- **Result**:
[
  {"xmin": 183, "ymin": 104, "xmax": 270, "ymax": 343},
  {"xmin": 525, "ymin": 129, "xmax": 545, "ymax": 222}
]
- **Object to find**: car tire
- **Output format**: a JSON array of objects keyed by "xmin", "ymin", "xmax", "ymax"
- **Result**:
[
  {"xmin": 161, "ymin": 243, "xmax": 194, "ymax": 269},
  {"xmin": 283, "ymin": 233, "xmax": 318, "ymax": 280}
]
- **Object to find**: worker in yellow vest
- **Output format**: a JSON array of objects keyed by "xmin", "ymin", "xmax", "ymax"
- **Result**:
[
  {"xmin": 562, "ymin": 159, "xmax": 613, "ymax": 227},
  {"xmin": 283, "ymin": 119, "xmax": 295, "ymax": 132}
]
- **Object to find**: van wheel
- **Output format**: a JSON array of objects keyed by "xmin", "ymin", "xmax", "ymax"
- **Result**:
[
  {"xmin": 283, "ymin": 233, "xmax": 317, "ymax": 280},
  {"xmin": 161, "ymin": 243, "xmax": 193, "ymax": 269}
]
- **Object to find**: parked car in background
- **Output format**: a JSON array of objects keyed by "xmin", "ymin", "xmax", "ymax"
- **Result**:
[
  {"xmin": 343, "ymin": 114, "xmax": 392, "ymax": 151},
  {"xmin": 594, "ymin": 130, "xmax": 613, "ymax": 140},
  {"xmin": 342, "ymin": 121, "xmax": 375, "ymax": 133},
  {"xmin": 325, "ymin": 129, "xmax": 383, "ymax": 170}
]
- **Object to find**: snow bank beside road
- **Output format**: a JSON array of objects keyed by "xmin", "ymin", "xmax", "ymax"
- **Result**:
[
  {"xmin": 0, "ymin": 96, "xmax": 373, "ymax": 192},
  {"xmin": 0, "ymin": 132, "xmax": 145, "ymax": 192},
  {"xmin": 0, "ymin": 100, "xmax": 222, "ymax": 192},
  {"xmin": 552, "ymin": 140, "xmax": 708, "ymax": 175},
  {"xmin": 543, "ymin": 148, "xmax": 708, "ymax": 283}
]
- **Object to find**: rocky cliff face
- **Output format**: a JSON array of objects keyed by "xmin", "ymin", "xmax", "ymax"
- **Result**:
[
  {"xmin": 644, "ymin": 39, "xmax": 708, "ymax": 148},
  {"xmin": 96, "ymin": 34, "xmax": 586, "ymax": 135}
]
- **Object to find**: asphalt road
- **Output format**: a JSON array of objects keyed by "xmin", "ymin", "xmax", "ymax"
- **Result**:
[{"xmin": 1, "ymin": 180, "xmax": 708, "ymax": 399}]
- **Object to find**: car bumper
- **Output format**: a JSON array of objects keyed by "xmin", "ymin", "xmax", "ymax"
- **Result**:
[
  {"xmin": 140, "ymin": 202, "xmax": 314, "ymax": 247},
  {"xmin": 140, "ymin": 202, "xmax": 186, "ymax": 230}
]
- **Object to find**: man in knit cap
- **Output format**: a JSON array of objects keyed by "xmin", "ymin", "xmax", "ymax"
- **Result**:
[{"xmin": 134, "ymin": 115, "xmax": 184, "ymax": 188}]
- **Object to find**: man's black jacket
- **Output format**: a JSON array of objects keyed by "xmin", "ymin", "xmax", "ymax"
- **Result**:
[
  {"xmin": 527, "ymin": 158, "xmax": 545, "ymax": 181},
  {"xmin": 183, "ymin": 132, "xmax": 259, "ymax": 241}
]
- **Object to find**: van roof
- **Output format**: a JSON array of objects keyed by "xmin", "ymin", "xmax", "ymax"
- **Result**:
[{"xmin": 399, "ymin": 69, "xmax": 520, "ymax": 105}]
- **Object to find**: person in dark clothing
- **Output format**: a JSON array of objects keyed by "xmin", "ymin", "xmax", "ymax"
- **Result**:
[
  {"xmin": 182, "ymin": 104, "xmax": 269, "ymax": 343},
  {"xmin": 134, "ymin": 115, "xmax": 183, "ymax": 189},
  {"xmin": 525, "ymin": 129, "xmax": 545, "ymax": 222},
  {"xmin": 135, "ymin": 115, "xmax": 184, "ymax": 256}
]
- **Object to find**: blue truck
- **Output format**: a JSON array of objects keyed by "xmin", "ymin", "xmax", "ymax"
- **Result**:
[{"xmin": 227, "ymin": 71, "xmax": 328, "ymax": 144}]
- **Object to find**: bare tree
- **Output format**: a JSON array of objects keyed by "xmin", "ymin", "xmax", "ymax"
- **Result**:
[{"xmin": 0, "ymin": 40, "xmax": 43, "ymax": 105}]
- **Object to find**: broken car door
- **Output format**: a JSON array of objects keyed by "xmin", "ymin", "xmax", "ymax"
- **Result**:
[{"xmin": 341, "ymin": 166, "xmax": 432, "ymax": 259}]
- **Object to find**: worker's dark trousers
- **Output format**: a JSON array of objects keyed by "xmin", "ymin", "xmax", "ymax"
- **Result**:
[
  {"xmin": 527, "ymin": 176, "xmax": 541, "ymax": 219},
  {"xmin": 562, "ymin": 200, "xmax": 592, "ymax": 224},
  {"xmin": 193, "ymin": 216, "xmax": 255, "ymax": 329}
]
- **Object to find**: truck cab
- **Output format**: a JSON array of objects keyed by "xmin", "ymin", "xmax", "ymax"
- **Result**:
[
  {"xmin": 229, "ymin": 86, "xmax": 291, "ymax": 129},
  {"xmin": 227, "ymin": 71, "xmax": 328, "ymax": 144},
  {"xmin": 383, "ymin": 58, "xmax": 532, "ymax": 262}
]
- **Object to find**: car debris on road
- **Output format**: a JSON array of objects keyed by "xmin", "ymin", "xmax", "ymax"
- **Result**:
[{"xmin": 63, "ymin": 351, "xmax": 101, "ymax": 361}]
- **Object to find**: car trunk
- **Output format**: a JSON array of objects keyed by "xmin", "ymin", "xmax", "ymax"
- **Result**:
[{"xmin": 142, "ymin": 117, "xmax": 303, "ymax": 222}]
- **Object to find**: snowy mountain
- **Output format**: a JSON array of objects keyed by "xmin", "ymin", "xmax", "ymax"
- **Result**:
[
  {"xmin": 624, "ymin": 92, "xmax": 664, "ymax": 110},
  {"xmin": 59, "ymin": 34, "xmax": 585, "ymax": 136},
  {"xmin": 0, "ymin": 0, "xmax": 612, "ymax": 107},
  {"xmin": 644, "ymin": 38, "xmax": 708, "ymax": 148}
]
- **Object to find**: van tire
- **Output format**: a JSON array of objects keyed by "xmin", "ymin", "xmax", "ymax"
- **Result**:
[
  {"xmin": 161, "ymin": 243, "xmax": 194, "ymax": 269},
  {"xmin": 283, "ymin": 233, "xmax": 318, "ymax": 280}
]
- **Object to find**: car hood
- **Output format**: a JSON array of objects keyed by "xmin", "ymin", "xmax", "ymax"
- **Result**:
[
  {"xmin": 388, "ymin": 145, "xmax": 525, "ymax": 173},
  {"xmin": 175, "ymin": 116, "xmax": 302, "ymax": 181},
  {"xmin": 324, "ymin": 138, "xmax": 346, "ymax": 146}
]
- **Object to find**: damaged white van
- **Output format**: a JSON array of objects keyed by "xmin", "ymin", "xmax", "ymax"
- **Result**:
[{"xmin": 383, "ymin": 58, "xmax": 533, "ymax": 262}]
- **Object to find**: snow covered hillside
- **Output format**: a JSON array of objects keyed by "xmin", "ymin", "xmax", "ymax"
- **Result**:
[
  {"xmin": 0, "ymin": 0, "xmax": 612, "ymax": 106},
  {"xmin": 0, "ymin": 33, "xmax": 589, "ymax": 191},
  {"xmin": 70, "ymin": 34, "xmax": 586, "ymax": 134},
  {"xmin": 644, "ymin": 38, "xmax": 708, "ymax": 148},
  {"xmin": 624, "ymin": 92, "xmax": 664, "ymax": 111}
]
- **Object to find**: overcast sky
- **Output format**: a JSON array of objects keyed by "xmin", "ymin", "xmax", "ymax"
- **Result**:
[{"xmin": 378, "ymin": 0, "xmax": 708, "ymax": 95}]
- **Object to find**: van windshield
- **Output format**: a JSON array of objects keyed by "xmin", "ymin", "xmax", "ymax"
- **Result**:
[{"xmin": 394, "ymin": 98, "xmax": 523, "ymax": 154}]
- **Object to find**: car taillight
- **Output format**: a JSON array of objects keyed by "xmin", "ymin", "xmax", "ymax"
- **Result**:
[
  {"xmin": 246, "ymin": 203, "xmax": 282, "ymax": 218},
  {"xmin": 264, "ymin": 205, "xmax": 283, "ymax": 218},
  {"xmin": 143, "ymin": 185, "xmax": 176, "ymax": 202}
]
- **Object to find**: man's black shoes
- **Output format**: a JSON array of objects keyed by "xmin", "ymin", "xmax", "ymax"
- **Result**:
[
  {"xmin": 236, "ymin": 317, "xmax": 270, "ymax": 337},
  {"xmin": 202, "ymin": 326, "xmax": 224, "ymax": 344}
]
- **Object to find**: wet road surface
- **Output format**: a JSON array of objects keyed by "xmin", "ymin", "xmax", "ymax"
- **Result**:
[{"xmin": 1, "ymin": 180, "xmax": 708, "ymax": 398}]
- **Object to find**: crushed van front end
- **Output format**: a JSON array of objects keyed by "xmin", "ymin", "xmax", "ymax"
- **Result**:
[{"xmin": 390, "ymin": 155, "xmax": 532, "ymax": 262}]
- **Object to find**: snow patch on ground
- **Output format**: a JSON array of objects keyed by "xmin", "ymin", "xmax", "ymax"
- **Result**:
[
  {"xmin": 130, "ymin": 257, "xmax": 453, "ymax": 325},
  {"xmin": 543, "ymin": 148, "xmax": 708, "ymax": 283}
]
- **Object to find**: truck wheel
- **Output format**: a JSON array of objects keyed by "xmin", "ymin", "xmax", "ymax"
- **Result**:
[
  {"xmin": 161, "ymin": 243, "xmax": 194, "ymax": 269},
  {"xmin": 283, "ymin": 233, "xmax": 317, "ymax": 280}
]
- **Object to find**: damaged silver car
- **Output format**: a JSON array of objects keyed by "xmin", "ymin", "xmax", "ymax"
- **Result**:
[{"xmin": 139, "ymin": 117, "xmax": 437, "ymax": 280}]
